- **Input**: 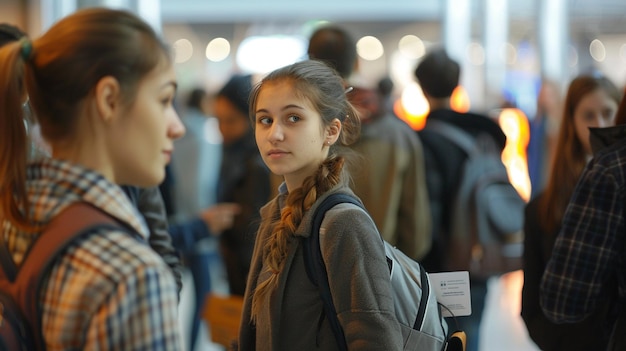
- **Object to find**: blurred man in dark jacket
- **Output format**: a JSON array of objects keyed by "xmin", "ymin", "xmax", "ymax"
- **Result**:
[{"xmin": 415, "ymin": 48, "xmax": 506, "ymax": 351}]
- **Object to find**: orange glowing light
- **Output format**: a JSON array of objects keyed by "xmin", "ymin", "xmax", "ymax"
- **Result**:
[
  {"xmin": 498, "ymin": 108, "xmax": 531, "ymax": 202},
  {"xmin": 395, "ymin": 84, "xmax": 470, "ymax": 131},
  {"xmin": 450, "ymin": 86, "xmax": 470, "ymax": 113},
  {"xmin": 394, "ymin": 98, "xmax": 428, "ymax": 130},
  {"xmin": 395, "ymin": 82, "xmax": 430, "ymax": 130}
]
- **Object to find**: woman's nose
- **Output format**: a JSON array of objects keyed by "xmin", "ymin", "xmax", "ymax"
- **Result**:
[
  {"xmin": 168, "ymin": 110, "xmax": 186, "ymax": 140},
  {"xmin": 268, "ymin": 122, "xmax": 283, "ymax": 142}
]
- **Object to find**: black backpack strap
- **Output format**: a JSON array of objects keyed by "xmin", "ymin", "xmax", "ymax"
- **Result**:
[
  {"xmin": 13, "ymin": 202, "xmax": 132, "ymax": 351},
  {"xmin": 303, "ymin": 193, "xmax": 362, "ymax": 351},
  {"xmin": 0, "ymin": 237, "xmax": 17, "ymax": 282},
  {"xmin": 427, "ymin": 120, "xmax": 477, "ymax": 156},
  {"xmin": 415, "ymin": 261, "xmax": 430, "ymax": 330}
]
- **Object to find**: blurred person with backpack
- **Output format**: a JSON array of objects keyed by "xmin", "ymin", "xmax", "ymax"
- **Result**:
[
  {"xmin": 0, "ymin": 8, "xmax": 185, "ymax": 349},
  {"xmin": 414, "ymin": 47, "xmax": 509, "ymax": 351},
  {"xmin": 307, "ymin": 25, "xmax": 431, "ymax": 262},
  {"xmin": 522, "ymin": 75, "xmax": 621, "ymax": 350}
]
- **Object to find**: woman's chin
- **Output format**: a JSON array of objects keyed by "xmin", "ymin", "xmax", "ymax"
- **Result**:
[{"xmin": 121, "ymin": 169, "xmax": 164, "ymax": 189}]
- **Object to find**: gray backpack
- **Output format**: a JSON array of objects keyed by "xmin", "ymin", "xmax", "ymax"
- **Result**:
[
  {"xmin": 303, "ymin": 193, "xmax": 465, "ymax": 351},
  {"xmin": 428, "ymin": 120, "xmax": 525, "ymax": 279}
]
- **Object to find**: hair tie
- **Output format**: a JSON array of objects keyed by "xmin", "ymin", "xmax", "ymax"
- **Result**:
[{"xmin": 19, "ymin": 37, "xmax": 33, "ymax": 61}]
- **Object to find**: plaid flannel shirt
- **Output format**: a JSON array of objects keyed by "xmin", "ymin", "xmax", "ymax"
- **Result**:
[
  {"xmin": 2, "ymin": 158, "xmax": 182, "ymax": 350},
  {"xmin": 541, "ymin": 138, "xmax": 626, "ymax": 324}
]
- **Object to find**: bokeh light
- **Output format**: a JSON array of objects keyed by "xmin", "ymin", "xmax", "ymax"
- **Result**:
[
  {"xmin": 395, "ymin": 82, "xmax": 429, "ymax": 130},
  {"xmin": 398, "ymin": 35, "xmax": 425, "ymax": 59},
  {"xmin": 498, "ymin": 108, "xmax": 531, "ymax": 201},
  {"xmin": 173, "ymin": 38, "xmax": 193, "ymax": 63},
  {"xmin": 357, "ymin": 36, "xmax": 384, "ymax": 61},
  {"xmin": 468, "ymin": 42, "xmax": 485, "ymax": 65},
  {"xmin": 589, "ymin": 39, "xmax": 606, "ymax": 62},
  {"xmin": 451, "ymin": 86, "xmax": 470, "ymax": 112},
  {"xmin": 236, "ymin": 35, "xmax": 306, "ymax": 74},
  {"xmin": 206, "ymin": 37, "xmax": 231, "ymax": 62}
]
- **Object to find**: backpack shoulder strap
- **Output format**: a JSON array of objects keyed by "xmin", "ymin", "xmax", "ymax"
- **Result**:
[
  {"xmin": 303, "ymin": 193, "xmax": 362, "ymax": 351},
  {"xmin": 0, "ymin": 237, "xmax": 17, "ymax": 282},
  {"xmin": 427, "ymin": 119, "xmax": 477, "ymax": 156},
  {"xmin": 14, "ymin": 202, "xmax": 130, "ymax": 351}
]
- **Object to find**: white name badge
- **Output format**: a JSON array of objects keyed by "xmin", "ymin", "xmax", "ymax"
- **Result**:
[{"xmin": 429, "ymin": 271, "xmax": 472, "ymax": 317}]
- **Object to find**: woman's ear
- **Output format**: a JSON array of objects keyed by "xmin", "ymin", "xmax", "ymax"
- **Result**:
[
  {"xmin": 94, "ymin": 76, "xmax": 121, "ymax": 123},
  {"xmin": 325, "ymin": 118, "xmax": 342, "ymax": 145}
]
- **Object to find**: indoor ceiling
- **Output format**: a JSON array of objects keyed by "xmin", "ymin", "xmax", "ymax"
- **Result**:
[
  {"xmin": 160, "ymin": 0, "xmax": 626, "ymax": 34},
  {"xmin": 159, "ymin": 0, "xmax": 626, "ymax": 49}
]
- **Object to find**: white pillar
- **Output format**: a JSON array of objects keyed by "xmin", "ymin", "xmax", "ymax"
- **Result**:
[
  {"xmin": 483, "ymin": 0, "xmax": 508, "ymax": 109},
  {"xmin": 538, "ymin": 0, "xmax": 568, "ymax": 90},
  {"xmin": 41, "ymin": 0, "xmax": 77, "ymax": 32},
  {"xmin": 443, "ymin": 0, "xmax": 472, "ymax": 81},
  {"xmin": 138, "ymin": 0, "xmax": 162, "ymax": 33},
  {"xmin": 42, "ymin": 0, "xmax": 161, "ymax": 32},
  {"xmin": 443, "ymin": 0, "xmax": 478, "ymax": 108}
]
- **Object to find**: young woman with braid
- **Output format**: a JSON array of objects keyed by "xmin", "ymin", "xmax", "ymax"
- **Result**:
[{"xmin": 238, "ymin": 60, "xmax": 403, "ymax": 350}]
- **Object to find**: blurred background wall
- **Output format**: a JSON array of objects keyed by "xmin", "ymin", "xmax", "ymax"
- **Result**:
[{"xmin": 2, "ymin": 0, "xmax": 625, "ymax": 124}]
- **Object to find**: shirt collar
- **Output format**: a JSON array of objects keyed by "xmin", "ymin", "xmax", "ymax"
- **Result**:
[{"xmin": 26, "ymin": 158, "xmax": 149, "ymax": 239}]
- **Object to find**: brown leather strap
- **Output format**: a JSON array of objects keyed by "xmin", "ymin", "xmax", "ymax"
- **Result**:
[{"xmin": 17, "ymin": 202, "xmax": 130, "ymax": 350}]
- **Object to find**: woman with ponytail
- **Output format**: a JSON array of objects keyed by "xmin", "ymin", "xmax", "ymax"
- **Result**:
[
  {"xmin": 238, "ymin": 60, "xmax": 402, "ymax": 350},
  {"xmin": 0, "ymin": 8, "xmax": 185, "ymax": 349}
]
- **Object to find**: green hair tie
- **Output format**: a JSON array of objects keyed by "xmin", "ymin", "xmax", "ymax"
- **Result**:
[{"xmin": 19, "ymin": 37, "xmax": 32, "ymax": 61}]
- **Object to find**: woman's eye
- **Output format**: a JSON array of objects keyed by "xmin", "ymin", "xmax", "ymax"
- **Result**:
[
  {"xmin": 584, "ymin": 112, "xmax": 596, "ymax": 122},
  {"xmin": 287, "ymin": 115, "xmax": 300, "ymax": 123},
  {"xmin": 258, "ymin": 117, "xmax": 272, "ymax": 125},
  {"xmin": 161, "ymin": 96, "xmax": 173, "ymax": 106}
]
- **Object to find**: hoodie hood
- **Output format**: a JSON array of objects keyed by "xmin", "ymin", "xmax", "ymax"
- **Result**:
[{"xmin": 589, "ymin": 125, "xmax": 626, "ymax": 155}]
